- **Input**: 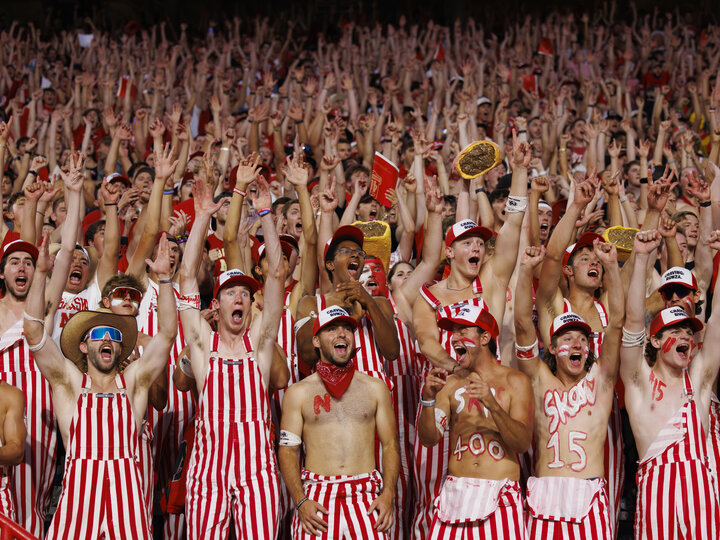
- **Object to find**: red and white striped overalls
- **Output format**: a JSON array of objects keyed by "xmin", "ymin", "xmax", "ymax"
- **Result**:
[
  {"xmin": 271, "ymin": 290, "xmax": 300, "ymax": 535},
  {"xmin": 708, "ymin": 394, "xmax": 720, "ymax": 490},
  {"xmin": 634, "ymin": 369, "xmax": 720, "ymax": 539},
  {"xmin": 562, "ymin": 298, "xmax": 625, "ymax": 533},
  {"xmin": 0, "ymin": 320, "xmax": 56, "ymax": 537},
  {"xmin": 0, "ymin": 445, "xmax": 13, "ymax": 522},
  {"xmin": 138, "ymin": 280, "xmax": 195, "ymax": 539},
  {"xmin": 186, "ymin": 331, "xmax": 279, "ymax": 539},
  {"xmin": 412, "ymin": 278, "xmax": 485, "ymax": 540},
  {"xmin": 291, "ymin": 469, "xmax": 387, "ymax": 540},
  {"xmin": 385, "ymin": 295, "xmax": 422, "ymax": 540},
  {"xmin": 47, "ymin": 374, "xmax": 150, "ymax": 539}
]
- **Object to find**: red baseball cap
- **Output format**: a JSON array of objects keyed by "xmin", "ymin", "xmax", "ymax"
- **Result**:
[
  {"xmin": 0, "ymin": 240, "xmax": 39, "ymax": 263},
  {"xmin": 445, "ymin": 219, "xmax": 493, "ymax": 248},
  {"xmin": 213, "ymin": 269, "xmax": 260, "ymax": 298},
  {"xmin": 252, "ymin": 239, "xmax": 295, "ymax": 265},
  {"xmin": 312, "ymin": 306, "xmax": 359, "ymax": 336},
  {"xmin": 649, "ymin": 306, "xmax": 703, "ymax": 336},
  {"xmin": 437, "ymin": 304, "xmax": 498, "ymax": 339},
  {"xmin": 550, "ymin": 312, "xmax": 592, "ymax": 337},
  {"xmin": 562, "ymin": 232, "xmax": 605, "ymax": 267},
  {"xmin": 323, "ymin": 225, "xmax": 364, "ymax": 261}
]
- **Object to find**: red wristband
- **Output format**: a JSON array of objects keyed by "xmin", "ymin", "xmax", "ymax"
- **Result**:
[{"xmin": 233, "ymin": 188, "xmax": 247, "ymax": 197}]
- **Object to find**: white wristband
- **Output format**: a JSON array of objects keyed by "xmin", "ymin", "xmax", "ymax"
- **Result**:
[
  {"xmin": 420, "ymin": 397, "xmax": 436, "ymax": 407},
  {"xmin": 505, "ymin": 196, "xmax": 528, "ymax": 213},
  {"xmin": 27, "ymin": 330, "xmax": 48, "ymax": 353},
  {"xmin": 279, "ymin": 430, "xmax": 302, "ymax": 446},
  {"xmin": 434, "ymin": 408, "xmax": 447, "ymax": 434}
]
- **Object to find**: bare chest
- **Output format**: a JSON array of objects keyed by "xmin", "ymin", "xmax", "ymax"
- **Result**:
[{"xmin": 303, "ymin": 385, "xmax": 376, "ymax": 425}]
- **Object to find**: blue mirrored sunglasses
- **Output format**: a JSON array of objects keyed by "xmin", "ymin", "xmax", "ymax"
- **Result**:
[{"xmin": 87, "ymin": 326, "xmax": 122, "ymax": 342}]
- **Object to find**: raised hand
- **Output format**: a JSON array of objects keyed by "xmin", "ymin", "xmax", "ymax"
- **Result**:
[
  {"xmin": 647, "ymin": 166, "xmax": 677, "ymax": 212},
  {"xmin": 319, "ymin": 176, "xmax": 338, "ymax": 213},
  {"xmin": 520, "ymin": 245, "xmax": 546, "ymax": 268},
  {"xmin": 24, "ymin": 181, "xmax": 46, "ymax": 202},
  {"xmin": 0, "ymin": 116, "xmax": 12, "ymax": 144},
  {"xmin": 192, "ymin": 178, "xmax": 226, "ymax": 217},
  {"xmin": 283, "ymin": 153, "xmax": 309, "ymax": 186},
  {"xmin": 685, "ymin": 169, "xmax": 710, "ymax": 203},
  {"xmin": 511, "ymin": 131, "xmax": 532, "ymax": 168},
  {"xmin": 659, "ymin": 214, "xmax": 677, "ymax": 238},
  {"xmin": 145, "ymin": 233, "xmax": 172, "ymax": 278},
  {"xmin": 155, "ymin": 142, "xmax": 179, "ymax": 180},
  {"xmin": 423, "ymin": 367, "xmax": 447, "ymax": 400},
  {"xmin": 149, "ymin": 117, "xmax": 166, "ymax": 139},
  {"xmin": 319, "ymin": 154, "xmax": 340, "ymax": 172},
  {"xmin": 235, "ymin": 153, "xmax": 262, "ymax": 189},
  {"xmin": 100, "ymin": 181, "xmax": 120, "ymax": 205},
  {"xmin": 593, "ymin": 239, "xmax": 618, "ymax": 267},
  {"xmin": 573, "ymin": 173, "xmax": 598, "ymax": 208},
  {"xmin": 249, "ymin": 176, "xmax": 272, "ymax": 212},
  {"xmin": 633, "ymin": 229, "xmax": 661, "ymax": 255},
  {"xmin": 709, "ymin": 230, "xmax": 720, "ymax": 252},
  {"xmin": 59, "ymin": 152, "xmax": 86, "ymax": 192}
]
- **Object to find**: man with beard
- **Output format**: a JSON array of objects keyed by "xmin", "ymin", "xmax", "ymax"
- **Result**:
[
  {"xmin": 24, "ymin": 231, "xmax": 177, "ymax": 539},
  {"xmin": 418, "ymin": 305, "xmax": 532, "ymax": 538},
  {"xmin": 180, "ymin": 176, "xmax": 289, "ymax": 538},
  {"xmin": 516, "ymin": 242, "xmax": 624, "ymax": 539},
  {"xmin": 279, "ymin": 306, "xmax": 399, "ymax": 539},
  {"xmin": 622, "ymin": 229, "xmax": 720, "ymax": 539}
]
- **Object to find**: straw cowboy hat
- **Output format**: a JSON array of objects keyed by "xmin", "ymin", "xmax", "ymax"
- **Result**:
[{"xmin": 60, "ymin": 309, "xmax": 138, "ymax": 367}]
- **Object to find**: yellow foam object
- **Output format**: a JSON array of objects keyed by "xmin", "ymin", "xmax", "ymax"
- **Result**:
[
  {"xmin": 353, "ymin": 220, "xmax": 391, "ymax": 271},
  {"xmin": 602, "ymin": 226, "xmax": 638, "ymax": 264},
  {"xmin": 456, "ymin": 140, "xmax": 503, "ymax": 179}
]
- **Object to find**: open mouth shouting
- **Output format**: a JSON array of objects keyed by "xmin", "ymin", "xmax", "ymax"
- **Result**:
[
  {"xmin": 347, "ymin": 259, "xmax": 360, "ymax": 277},
  {"xmin": 231, "ymin": 308, "xmax": 244, "ymax": 324},
  {"xmin": 100, "ymin": 344, "xmax": 113, "ymax": 363},
  {"xmin": 368, "ymin": 208, "xmax": 378, "ymax": 220},
  {"xmin": 468, "ymin": 256, "xmax": 480, "ymax": 269},
  {"xmin": 333, "ymin": 339, "xmax": 350, "ymax": 358},
  {"xmin": 15, "ymin": 275, "xmax": 27, "ymax": 288},
  {"xmin": 69, "ymin": 269, "xmax": 83, "ymax": 285},
  {"xmin": 569, "ymin": 352, "xmax": 583, "ymax": 367},
  {"xmin": 587, "ymin": 268, "xmax": 600, "ymax": 279},
  {"xmin": 676, "ymin": 343, "xmax": 690, "ymax": 362}
]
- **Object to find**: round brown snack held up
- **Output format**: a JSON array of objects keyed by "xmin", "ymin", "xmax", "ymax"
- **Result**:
[
  {"xmin": 456, "ymin": 140, "xmax": 503, "ymax": 179},
  {"xmin": 603, "ymin": 226, "xmax": 638, "ymax": 263}
]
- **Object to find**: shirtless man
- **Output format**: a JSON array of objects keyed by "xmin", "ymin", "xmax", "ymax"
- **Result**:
[
  {"xmin": 279, "ymin": 306, "xmax": 399, "ymax": 539},
  {"xmin": 24, "ymin": 232, "xmax": 177, "ymax": 538},
  {"xmin": 180, "ymin": 177, "xmax": 289, "ymax": 539},
  {"xmin": 418, "ymin": 305, "xmax": 532, "ymax": 538},
  {"xmin": 622, "ymin": 230, "xmax": 720, "ymax": 539},
  {"xmin": 515, "ymin": 241, "xmax": 624, "ymax": 539},
  {"xmin": 410, "ymin": 136, "xmax": 530, "ymax": 539},
  {"xmin": 0, "ymin": 381, "xmax": 26, "ymax": 522}
]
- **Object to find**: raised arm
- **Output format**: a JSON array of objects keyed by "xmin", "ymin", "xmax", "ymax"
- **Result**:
[
  {"xmin": 693, "ymin": 230, "xmax": 720, "ymax": 391},
  {"xmin": 514, "ymin": 246, "xmax": 546, "ymax": 379},
  {"xmin": 594, "ymin": 240, "xmax": 624, "ymax": 382},
  {"xmin": 250, "ymin": 177, "xmax": 289, "ymax": 390},
  {"xmin": 127, "ymin": 234, "xmax": 178, "ymax": 399},
  {"xmin": 24, "ymin": 233, "xmax": 80, "ymax": 388},
  {"xmin": 95, "ymin": 182, "xmax": 120, "ymax": 292},
  {"xmin": 417, "ymin": 367, "xmax": 451, "ymax": 447},
  {"xmin": 224, "ymin": 153, "xmax": 261, "ymax": 270},
  {"xmin": 620, "ymin": 230, "xmax": 661, "ymax": 385},
  {"xmin": 179, "ymin": 179, "xmax": 226, "ymax": 379},
  {"xmin": 0, "ymin": 385, "xmax": 26, "ymax": 466}
]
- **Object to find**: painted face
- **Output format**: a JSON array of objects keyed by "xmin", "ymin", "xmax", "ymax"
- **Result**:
[
  {"xmin": 661, "ymin": 285, "xmax": 699, "ymax": 316},
  {"xmin": 655, "ymin": 325, "xmax": 694, "ymax": 369},
  {"xmin": 552, "ymin": 329, "xmax": 590, "ymax": 378},
  {"xmin": 105, "ymin": 286, "xmax": 142, "ymax": 316},
  {"xmin": 359, "ymin": 259, "xmax": 387, "ymax": 297},
  {"xmin": 0, "ymin": 252, "xmax": 35, "ymax": 300},
  {"xmin": 314, "ymin": 322, "xmax": 356, "ymax": 366},
  {"xmin": 450, "ymin": 326, "xmax": 482, "ymax": 368}
]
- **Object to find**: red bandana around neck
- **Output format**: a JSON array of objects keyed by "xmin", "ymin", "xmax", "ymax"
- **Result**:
[{"xmin": 315, "ymin": 360, "xmax": 356, "ymax": 398}]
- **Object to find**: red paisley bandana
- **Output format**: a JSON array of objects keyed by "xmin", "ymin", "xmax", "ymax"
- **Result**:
[{"xmin": 315, "ymin": 360, "xmax": 356, "ymax": 398}]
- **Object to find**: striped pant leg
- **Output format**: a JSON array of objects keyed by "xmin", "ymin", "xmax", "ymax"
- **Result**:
[
  {"xmin": 412, "ymin": 416, "xmax": 449, "ymax": 539},
  {"xmin": 603, "ymin": 396, "xmax": 624, "ymax": 533},
  {"xmin": 106, "ymin": 458, "xmax": 152, "ymax": 540},
  {"xmin": 527, "ymin": 490, "xmax": 611, "ymax": 540},
  {"xmin": 138, "ymin": 421, "xmax": 154, "ymax": 526},
  {"xmin": 291, "ymin": 475, "xmax": 340, "ymax": 540},
  {"xmin": 0, "ymin": 480, "xmax": 15, "ymax": 523},
  {"xmin": 388, "ymin": 374, "xmax": 417, "ymax": 540},
  {"xmin": 159, "ymin": 387, "xmax": 194, "ymax": 540},
  {"xmin": 185, "ymin": 421, "xmax": 233, "ymax": 540},
  {"xmin": 341, "ymin": 472, "xmax": 386, "ymax": 540},
  {"xmin": 46, "ymin": 459, "xmax": 105, "ymax": 540},
  {"xmin": 8, "ymin": 371, "xmax": 57, "ymax": 537},
  {"xmin": 677, "ymin": 462, "xmax": 720, "ymax": 540},
  {"xmin": 234, "ymin": 468, "xmax": 280, "ymax": 540}
]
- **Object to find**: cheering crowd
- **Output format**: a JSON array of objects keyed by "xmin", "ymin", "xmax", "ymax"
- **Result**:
[{"xmin": 1, "ymin": 4, "xmax": 720, "ymax": 539}]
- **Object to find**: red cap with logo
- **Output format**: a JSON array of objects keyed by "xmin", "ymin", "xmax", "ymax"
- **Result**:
[
  {"xmin": 312, "ymin": 306, "xmax": 359, "ymax": 336},
  {"xmin": 444, "ymin": 219, "xmax": 493, "ymax": 248},
  {"xmin": 437, "ymin": 303, "xmax": 498, "ymax": 339},
  {"xmin": 549, "ymin": 312, "xmax": 592, "ymax": 337},
  {"xmin": 649, "ymin": 306, "xmax": 704, "ymax": 336},
  {"xmin": 213, "ymin": 269, "xmax": 260, "ymax": 298},
  {"xmin": 562, "ymin": 232, "xmax": 605, "ymax": 267}
]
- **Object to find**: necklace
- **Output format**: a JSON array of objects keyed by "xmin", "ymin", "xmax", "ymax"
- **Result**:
[{"xmin": 445, "ymin": 282, "xmax": 471, "ymax": 291}]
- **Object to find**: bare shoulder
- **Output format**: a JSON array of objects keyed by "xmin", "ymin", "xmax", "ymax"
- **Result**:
[
  {"xmin": 285, "ymin": 374, "xmax": 319, "ymax": 399},
  {"xmin": 296, "ymin": 294, "xmax": 319, "ymax": 317},
  {"xmin": 0, "ymin": 382, "xmax": 24, "ymax": 408},
  {"xmin": 355, "ymin": 372, "xmax": 390, "ymax": 398},
  {"xmin": 503, "ymin": 366, "xmax": 531, "ymax": 386}
]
